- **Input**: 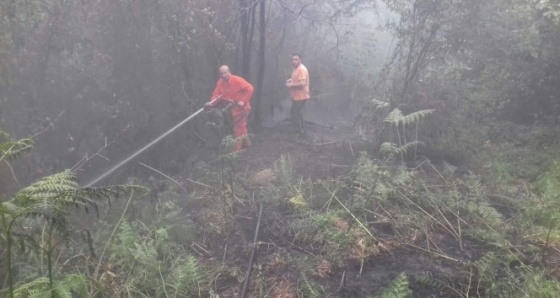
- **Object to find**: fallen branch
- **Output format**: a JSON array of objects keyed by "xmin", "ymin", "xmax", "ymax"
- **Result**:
[{"xmin": 138, "ymin": 162, "xmax": 187, "ymax": 192}]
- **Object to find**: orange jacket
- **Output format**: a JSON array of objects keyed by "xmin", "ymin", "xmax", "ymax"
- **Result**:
[
  {"xmin": 288, "ymin": 64, "xmax": 309, "ymax": 101},
  {"xmin": 210, "ymin": 75, "xmax": 254, "ymax": 109}
]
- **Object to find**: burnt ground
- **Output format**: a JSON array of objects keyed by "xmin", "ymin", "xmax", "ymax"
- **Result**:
[
  {"xmin": 239, "ymin": 121, "xmax": 359, "ymax": 180},
  {"xmin": 172, "ymin": 122, "xmax": 491, "ymax": 298}
]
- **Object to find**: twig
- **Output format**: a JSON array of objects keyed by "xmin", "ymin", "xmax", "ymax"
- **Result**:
[
  {"xmin": 138, "ymin": 162, "xmax": 187, "ymax": 192},
  {"xmin": 337, "ymin": 271, "xmax": 346, "ymax": 292},
  {"xmin": 30, "ymin": 122, "xmax": 55, "ymax": 139},
  {"xmin": 359, "ymin": 258, "xmax": 364, "ymax": 277},
  {"xmin": 332, "ymin": 195, "xmax": 375, "ymax": 239},
  {"xmin": 3, "ymin": 161, "xmax": 19, "ymax": 184},
  {"xmin": 240, "ymin": 202, "xmax": 264, "ymax": 298},
  {"xmin": 158, "ymin": 265, "xmax": 170, "ymax": 298},
  {"xmin": 406, "ymin": 243, "xmax": 464, "ymax": 264},
  {"xmin": 348, "ymin": 141, "xmax": 355, "ymax": 159},
  {"xmin": 194, "ymin": 241, "xmax": 211, "ymax": 255},
  {"xmin": 94, "ymin": 190, "xmax": 134, "ymax": 280},
  {"xmin": 455, "ymin": 186, "xmax": 463, "ymax": 251},
  {"xmin": 222, "ymin": 242, "xmax": 228, "ymax": 265},
  {"xmin": 542, "ymin": 217, "xmax": 558, "ymax": 266},
  {"xmin": 398, "ymin": 190, "xmax": 459, "ymax": 238},
  {"xmin": 71, "ymin": 140, "xmax": 114, "ymax": 172},
  {"xmin": 184, "ymin": 178, "xmax": 211, "ymax": 188}
]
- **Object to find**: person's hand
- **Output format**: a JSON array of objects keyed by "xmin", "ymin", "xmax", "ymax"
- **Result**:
[
  {"xmin": 204, "ymin": 101, "xmax": 212, "ymax": 110},
  {"xmin": 237, "ymin": 101, "xmax": 245, "ymax": 107},
  {"xmin": 285, "ymin": 79, "xmax": 291, "ymax": 87}
]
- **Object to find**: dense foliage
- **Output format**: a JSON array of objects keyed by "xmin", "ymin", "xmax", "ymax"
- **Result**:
[{"xmin": 2, "ymin": 0, "xmax": 560, "ymax": 297}]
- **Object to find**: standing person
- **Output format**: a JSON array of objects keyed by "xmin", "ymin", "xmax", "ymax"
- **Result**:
[
  {"xmin": 285, "ymin": 53, "xmax": 310, "ymax": 136},
  {"xmin": 205, "ymin": 65, "xmax": 254, "ymax": 152}
]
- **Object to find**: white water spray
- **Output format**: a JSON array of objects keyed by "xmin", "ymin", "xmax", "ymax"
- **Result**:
[{"xmin": 85, "ymin": 105, "xmax": 209, "ymax": 187}]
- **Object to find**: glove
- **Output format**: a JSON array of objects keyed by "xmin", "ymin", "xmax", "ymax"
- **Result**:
[
  {"xmin": 237, "ymin": 101, "xmax": 245, "ymax": 107},
  {"xmin": 204, "ymin": 102, "xmax": 213, "ymax": 110}
]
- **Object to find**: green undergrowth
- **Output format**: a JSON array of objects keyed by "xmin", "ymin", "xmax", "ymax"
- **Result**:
[
  {"xmin": 253, "ymin": 152, "xmax": 560, "ymax": 297},
  {"xmin": 3, "ymin": 129, "xmax": 560, "ymax": 297}
]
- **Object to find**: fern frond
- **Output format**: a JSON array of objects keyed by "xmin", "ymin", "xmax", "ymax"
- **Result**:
[
  {"xmin": 13, "ymin": 274, "xmax": 90, "ymax": 298},
  {"xmin": 383, "ymin": 108, "xmax": 434, "ymax": 127},
  {"xmin": 400, "ymin": 109, "xmax": 435, "ymax": 127},
  {"xmin": 380, "ymin": 141, "xmax": 424, "ymax": 156},
  {"xmin": 289, "ymin": 193, "xmax": 308, "ymax": 210},
  {"xmin": 0, "ymin": 137, "xmax": 33, "ymax": 162},
  {"xmin": 352, "ymin": 152, "xmax": 394, "ymax": 203},
  {"xmin": 274, "ymin": 154, "xmax": 293, "ymax": 187},
  {"xmin": 13, "ymin": 277, "xmax": 50, "ymax": 298},
  {"xmin": 299, "ymin": 273, "xmax": 321, "ymax": 298},
  {"xmin": 442, "ymin": 162, "xmax": 457, "ymax": 176},
  {"xmin": 378, "ymin": 272, "xmax": 412, "ymax": 298},
  {"xmin": 416, "ymin": 273, "xmax": 446, "ymax": 291},
  {"xmin": 14, "ymin": 170, "xmax": 137, "ymax": 218},
  {"xmin": 59, "ymin": 274, "xmax": 89, "ymax": 298},
  {"xmin": 380, "ymin": 142, "xmax": 398, "ymax": 155},
  {"xmin": 478, "ymin": 203, "xmax": 503, "ymax": 221},
  {"xmin": 383, "ymin": 108, "xmax": 403, "ymax": 125},
  {"xmin": 53, "ymin": 282, "xmax": 73, "ymax": 298},
  {"xmin": 371, "ymin": 99, "xmax": 390, "ymax": 109},
  {"xmin": 118, "ymin": 220, "xmax": 138, "ymax": 246},
  {"xmin": 168, "ymin": 255, "xmax": 207, "ymax": 296},
  {"xmin": 471, "ymin": 252, "xmax": 499, "ymax": 284},
  {"xmin": 0, "ymin": 201, "xmax": 20, "ymax": 216},
  {"xmin": 465, "ymin": 173, "xmax": 484, "ymax": 199}
]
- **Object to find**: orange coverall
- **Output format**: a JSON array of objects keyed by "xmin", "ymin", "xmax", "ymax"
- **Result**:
[{"xmin": 210, "ymin": 75, "xmax": 254, "ymax": 151}]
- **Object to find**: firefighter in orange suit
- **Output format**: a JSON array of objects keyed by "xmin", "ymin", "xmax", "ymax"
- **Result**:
[{"xmin": 205, "ymin": 65, "xmax": 254, "ymax": 152}]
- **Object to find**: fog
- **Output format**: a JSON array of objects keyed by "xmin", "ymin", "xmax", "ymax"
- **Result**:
[{"xmin": 2, "ymin": 0, "xmax": 560, "ymax": 297}]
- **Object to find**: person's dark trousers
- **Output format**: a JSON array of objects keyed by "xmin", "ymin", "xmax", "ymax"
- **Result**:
[{"xmin": 290, "ymin": 100, "xmax": 307, "ymax": 135}]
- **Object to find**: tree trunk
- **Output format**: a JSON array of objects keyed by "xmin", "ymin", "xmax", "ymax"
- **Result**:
[
  {"xmin": 253, "ymin": 0, "xmax": 266, "ymax": 128},
  {"xmin": 239, "ymin": 0, "xmax": 251, "ymax": 78}
]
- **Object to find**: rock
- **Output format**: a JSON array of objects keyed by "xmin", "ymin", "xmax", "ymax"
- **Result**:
[{"xmin": 252, "ymin": 169, "xmax": 276, "ymax": 186}]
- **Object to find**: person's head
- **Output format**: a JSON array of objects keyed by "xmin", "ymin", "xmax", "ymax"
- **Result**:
[
  {"xmin": 219, "ymin": 65, "xmax": 231, "ymax": 81},
  {"xmin": 291, "ymin": 53, "xmax": 302, "ymax": 68}
]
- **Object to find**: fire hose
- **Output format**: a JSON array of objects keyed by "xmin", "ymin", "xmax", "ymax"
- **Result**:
[{"xmin": 85, "ymin": 96, "xmax": 223, "ymax": 187}]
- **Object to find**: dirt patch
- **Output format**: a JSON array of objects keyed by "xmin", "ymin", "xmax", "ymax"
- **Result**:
[{"xmin": 237, "ymin": 126, "xmax": 357, "ymax": 181}]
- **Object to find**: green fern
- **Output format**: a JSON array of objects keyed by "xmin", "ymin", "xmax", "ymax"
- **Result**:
[
  {"xmin": 290, "ymin": 193, "xmax": 308, "ymax": 210},
  {"xmin": 383, "ymin": 108, "xmax": 434, "ymax": 127},
  {"xmin": 471, "ymin": 252, "xmax": 499, "ymax": 283},
  {"xmin": 274, "ymin": 154, "xmax": 293, "ymax": 187},
  {"xmin": 400, "ymin": 109, "xmax": 435, "ymax": 127},
  {"xmin": 465, "ymin": 173, "xmax": 484, "ymax": 199},
  {"xmin": 110, "ymin": 220, "xmax": 139, "ymax": 264},
  {"xmin": 380, "ymin": 141, "xmax": 424, "ymax": 157},
  {"xmin": 488, "ymin": 268, "xmax": 560, "ymax": 298},
  {"xmin": 12, "ymin": 274, "xmax": 89, "ymax": 298},
  {"xmin": 0, "ymin": 131, "xmax": 33, "ymax": 162},
  {"xmin": 168, "ymin": 256, "xmax": 208, "ymax": 297},
  {"xmin": 350, "ymin": 152, "xmax": 409, "ymax": 205},
  {"xmin": 384, "ymin": 108, "xmax": 404, "ymax": 125},
  {"xmin": 298, "ymin": 273, "xmax": 321, "ymax": 298},
  {"xmin": 371, "ymin": 99, "xmax": 390, "ymax": 109},
  {"xmin": 442, "ymin": 162, "xmax": 457, "ymax": 176},
  {"xmin": 416, "ymin": 273, "xmax": 446, "ymax": 291},
  {"xmin": 2, "ymin": 170, "xmax": 138, "ymax": 298},
  {"xmin": 377, "ymin": 273, "xmax": 412, "ymax": 298},
  {"xmin": 13, "ymin": 170, "xmax": 133, "ymax": 218}
]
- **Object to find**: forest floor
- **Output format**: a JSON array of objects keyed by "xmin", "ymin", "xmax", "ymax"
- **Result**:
[{"xmin": 170, "ymin": 122, "xmax": 486, "ymax": 298}]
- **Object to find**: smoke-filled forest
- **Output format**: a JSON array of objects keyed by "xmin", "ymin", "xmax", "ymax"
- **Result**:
[{"xmin": 2, "ymin": 0, "xmax": 560, "ymax": 297}]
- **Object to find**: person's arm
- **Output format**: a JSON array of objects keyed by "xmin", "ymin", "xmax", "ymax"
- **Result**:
[
  {"xmin": 286, "ymin": 68, "xmax": 308, "ymax": 88},
  {"xmin": 207, "ymin": 81, "xmax": 222, "ymax": 107},
  {"xmin": 235, "ymin": 77, "xmax": 254, "ymax": 107}
]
